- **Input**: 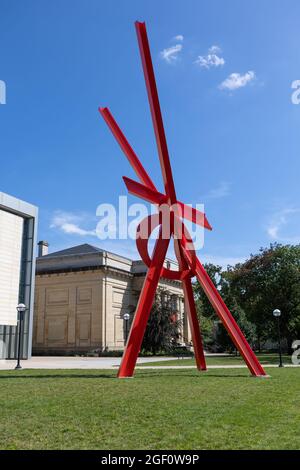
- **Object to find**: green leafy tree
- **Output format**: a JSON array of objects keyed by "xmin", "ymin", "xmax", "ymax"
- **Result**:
[
  {"xmin": 194, "ymin": 263, "xmax": 226, "ymax": 350},
  {"xmin": 193, "ymin": 245, "xmax": 300, "ymax": 353},
  {"xmin": 194, "ymin": 263, "xmax": 225, "ymax": 320},
  {"xmin": 197, "ymin": 314, "xmax": 215, "ymax": 350},
  {"xmin": 227, "ymin": 244, "xmax": 300, "ymax": 351},
  {"xmin": 142, "ymin": 290, "xmax": 182, "ymax": 355},
  {"xmin": 214, "ymin": 302, "xmax": 256, "ymax": 352},
  {"xmin": 194, "ymin": 263, "xmax": 256, "ymax": 352}
]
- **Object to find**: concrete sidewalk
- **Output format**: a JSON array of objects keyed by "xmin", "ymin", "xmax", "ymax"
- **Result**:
[
  {"xmin": 0, "ymin": 356, "xmax": 298, "ymax": 371},
  {"xmin": 0, "ymin": 356, "xmax": 178, "ymax": 371}
]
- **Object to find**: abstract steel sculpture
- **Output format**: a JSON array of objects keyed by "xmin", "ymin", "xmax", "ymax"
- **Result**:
[{"xmin": 99, "ymin": 21, "xmax": 267, "ymax": 378}]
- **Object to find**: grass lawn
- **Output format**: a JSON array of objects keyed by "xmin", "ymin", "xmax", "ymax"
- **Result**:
[
  {"xmin": 141, "ymin": 353, "xmax": 292, "ymax": 367},
  {"xmin": 0, "ymin": 367, "xmax": 299, "ymax": 450}
]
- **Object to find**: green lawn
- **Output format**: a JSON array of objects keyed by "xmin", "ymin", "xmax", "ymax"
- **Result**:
[
  {"xmin": 0, "ymin": 367, "xmax": 299, "ymax": 450},
  {"xmin": 141, "ymin": 353, "xmax": 292, "ymax": 367}
]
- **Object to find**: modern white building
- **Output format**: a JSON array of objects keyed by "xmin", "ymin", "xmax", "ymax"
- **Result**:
[{"xmin": 0, "ymin": 192, "xmax": 38, "ymax": 359}]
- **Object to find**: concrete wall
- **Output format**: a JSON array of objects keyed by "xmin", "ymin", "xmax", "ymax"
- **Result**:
[{"xmin": 0, "ymin": 192, "xmax": 38, "ymax": 359}]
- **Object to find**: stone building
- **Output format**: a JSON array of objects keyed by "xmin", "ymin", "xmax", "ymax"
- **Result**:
[{"xmin": 33, "ymin": 243, "xmax": 190, "ymax": 354}]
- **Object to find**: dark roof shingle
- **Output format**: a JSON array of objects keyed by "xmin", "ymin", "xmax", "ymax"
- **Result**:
[{"xmin": 41, "ymin": 243, "xmax": 103, "ymax": 258}]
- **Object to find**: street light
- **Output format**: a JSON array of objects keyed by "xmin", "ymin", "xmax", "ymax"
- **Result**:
[
  {"xmin": 15, "ymin": 303, "xmax": 26, "ymax": 370},
  {"xmin": 123, "ymin": 313, "xmax": 130, "ymax": 345},
  {"xmin": 273, "ymin": 309, "xmax": 284, "ymax": 368}
]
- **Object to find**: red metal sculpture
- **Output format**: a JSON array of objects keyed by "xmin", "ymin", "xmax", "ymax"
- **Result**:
[{"xmin": 99, "ymin": 21, "xmax": 267, "ymax": 378}]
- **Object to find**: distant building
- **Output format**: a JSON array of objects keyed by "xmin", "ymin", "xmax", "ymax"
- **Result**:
[
  {"xmin": 0, "ymin": 192, "xmax": 38, "ymax": 359},
  {"xmin": 33, "ymin": 243, "xmax": 190, "ymax": 354}
]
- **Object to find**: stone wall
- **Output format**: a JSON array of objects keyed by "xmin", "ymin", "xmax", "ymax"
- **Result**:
[{"xmin": 33, "ymin": 267, "xmax": 189, "ymax": 354}]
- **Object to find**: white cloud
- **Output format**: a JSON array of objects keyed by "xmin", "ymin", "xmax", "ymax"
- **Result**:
[
  {"xmin": 174, "ymin": 34, "xmax": 184, "ymax": 42},
  {"xmin": 203, "ymin": 181, "xmax": 231, "ymax": 200},
  {"xmin": 160, "ymin": 44, "xmax": 183, "ymax": 63},
  {"xmin": 50, "ymin": 211, "xmax": 96, "ymax": 237},
  {"xmin": 266, "ymin": 208, "xmax": 300, "ymax": 244},
  {"xmin": 195, "ymin": 45, "xmax": 225, "ymax": 69},
  {"xmin": 57, "ymin": 223, "xmax": 96, "ymax": 236},
  {"xmin": 208, "ymin": 45, "xmax": 221, "ymax": 54},
  {"xmin": 219, "ymin": 71, "xmax": 255, "ymax": 91}
]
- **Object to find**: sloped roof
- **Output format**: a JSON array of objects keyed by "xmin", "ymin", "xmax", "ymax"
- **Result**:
[
  {"xmin": 36, "ymin": 243, "xmax": 180, "ymax": 283},
  {"xmin": 42, "ymin": 243, "xmax": 103, "ymax": 258}
]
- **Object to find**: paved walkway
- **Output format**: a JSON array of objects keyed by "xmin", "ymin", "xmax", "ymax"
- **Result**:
[
  {"xmin": 135, "ymin": 364, "xmax": 299, "ymax": 369},
  {"xmin": 0, "ymin": 356, "xmax": 298, "ymax": 371},
  {"xmin": 0, "ymin": 356, "xmax": 177, "ymax": 371}
]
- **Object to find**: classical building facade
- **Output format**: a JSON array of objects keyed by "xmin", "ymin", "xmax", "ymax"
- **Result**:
[{"xmin": 33, "ymin": 243, "xmax": 190, "ymax": 354}]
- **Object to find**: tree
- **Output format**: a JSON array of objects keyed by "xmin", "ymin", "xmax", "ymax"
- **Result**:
[
  {"xmin": 194, "ymin": 263, "xmax": 256, "ymax": 352},
  {"xmin": 142, "ymin": 289, "xmax": 182, "ymax": 355},
  {"xmin": 197, "ymin": 313, "xmax": 215, "ymax": 350},
  {"xmin": 214, "ymin": 302, "xmax": 256, "ymax": 353},
  {"xmin": 227, "ymin": 244, "xmax": 300, "ymax": 351},
  {"xmin": 194, "ymin": 263, "xmax": 225, "ymax": 320},
  {"xmin": 193, "ymin": 244, "xmax": 300, "ymax": 353},
  {"xmin": 194, "ymin": 263, "xmax": 226, "ymax": 351}
]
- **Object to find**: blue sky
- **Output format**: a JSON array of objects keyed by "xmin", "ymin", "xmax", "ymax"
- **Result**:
[{"xmin": 1, "ymin": 0, "xmax": 300, "ymax": 267}]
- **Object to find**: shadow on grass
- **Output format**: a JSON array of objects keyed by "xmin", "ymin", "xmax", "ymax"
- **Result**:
[
  {"xmin": 0, "ymin": 373, "xmax": 117, "ymax": 380},
  {"xmin": 136, "ymin": 372, "xmax": 251, "ymax": 379},
  {"xmin": 0, "ymin": 370, "xmax": 252, "ymax": 380}
]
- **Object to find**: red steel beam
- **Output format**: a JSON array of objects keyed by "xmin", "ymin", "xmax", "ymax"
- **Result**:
[
  {"xmin": 173, "ymin": 235, "xmax": 207, "ymax": 371},
  {"xmin": 118, "ymin": 231, "xmax": 171, "ymax": 378},
  {"xmin": 100, "ymin": 108, "xmax": 212, "ymax": 229},
  {"xmin": 182, "ymin": 277, "xmax": 207, "ymax": 371},
  {"xmin": 123, "ymin": 176, "xmax": 166, "ymax": 205},
  {"xmin": 181, "ymin": 235, "xmax": 267, "ymax": 377},
  {"xmin": 99, "ymin": 107, "xmax": 212, "ymax": 230},
  {"xmin": 99, "ymin": 107, "xmax": 156, "ymax": 192},
  {"xmin": 123, "ymin": 176, "xmax": 212, "ymax": 231},
  {"xmin": 135, "ymin": 21, "xmax": 177, "ymax": 205}
]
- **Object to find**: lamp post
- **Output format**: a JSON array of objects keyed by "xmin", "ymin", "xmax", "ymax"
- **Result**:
[
  {"xmin": 15, "ymin": 303, "xmax": 26, "ymax": 370},
  {"xmin": 123, "ymin": 313, "xmax": 130, "ymax": 345},
  {"xmin": 273, "ymin": 309, "xmax": 284, "ymax": 368}
]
